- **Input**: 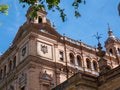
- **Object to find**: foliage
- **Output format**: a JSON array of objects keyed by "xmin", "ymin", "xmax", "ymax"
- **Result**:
[
  {"xmin": 0, "ymin": 4, "xmax": 9, "ymax": 15},
  {"xmin": 19, "ymin": 0, "xmax": 85, "ymax": 22}
]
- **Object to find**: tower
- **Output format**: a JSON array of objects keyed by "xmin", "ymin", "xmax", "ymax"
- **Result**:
[
  {"xmin": 26, "ymin": 6, "xmax": 50, "ymax": 25},
  {"xmin": 105, "ymin": 24, "xmax": 120, "ymax": 67}
]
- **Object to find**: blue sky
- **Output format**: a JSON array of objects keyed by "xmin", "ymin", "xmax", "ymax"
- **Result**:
[{"xmin": 0, "ymin": 0, "xmax": 120, "ymax": 54}]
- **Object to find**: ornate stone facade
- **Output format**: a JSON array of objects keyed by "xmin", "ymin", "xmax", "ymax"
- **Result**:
[{"xmin": 0, "ymin": 7, "xmax": 120, "ymax": 90}]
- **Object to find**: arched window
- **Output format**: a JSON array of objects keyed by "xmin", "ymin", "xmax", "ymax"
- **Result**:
[
  {"xmin": 109, "ymin": 48, "xmax": 113, "ymax": 54},
  {"xmin": 38, "ymin": 16, "xmax": 42, "ymax": 23},
  {"xmin": 69, "ymin": 53, "xmax": 75, "ymax": 64},
  {"xmin": 77, "ymin": 55, "xmax": 82, "ymax": 67},
  {"xmin": 86, "ymin": 58, "xmax": 91, "ymax": 69},
  {"xmin": 9, "ymin": 60, "xmax": 12, "ymax": 72},
  {"xmin": 93, "ymin": 61, "xmax": 98, "ymax": 71}
]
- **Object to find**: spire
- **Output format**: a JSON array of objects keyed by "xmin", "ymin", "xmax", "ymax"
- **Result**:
[{"xmin": 108, "ymin": 23, "xmax": 113, "ymax": 37}]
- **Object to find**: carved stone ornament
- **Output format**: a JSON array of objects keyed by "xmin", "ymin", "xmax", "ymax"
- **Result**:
[
  {"xmin": 19, "ymin": 73, "xmax": 26, "ymax": 84},
  {"xmin": 22, "ymin": 46, "xmax": 26, "ymax": 56},
  {"xmin": 41, "ymin": 45, "xmax": 48, "ymax": 54},
  {"xmin": 40, "ymin": 71, "xmax": 52, "ymax": 80}
]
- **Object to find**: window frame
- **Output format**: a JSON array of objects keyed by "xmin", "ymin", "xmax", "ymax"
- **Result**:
[
  {"xmin": 77, "ymin": 55, "xmax": 82, "ymax": 67},
  {"xmin": 69, "ymin": 53, "xmax": 75, "ymax": 64}
]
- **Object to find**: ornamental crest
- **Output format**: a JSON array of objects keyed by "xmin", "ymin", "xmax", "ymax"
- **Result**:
[{"xmin": 41, "ymin": 45, "xmax": 48, "ymax": 54}]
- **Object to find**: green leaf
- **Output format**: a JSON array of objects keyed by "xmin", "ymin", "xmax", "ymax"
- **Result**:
[
  {"xmin": 0, "ymin": 5, "xmax": 9, "ymax": 15},
  {"xmin": 19, "ymin": 0, "xmax": 84, "ymax": 22},
  {"xmin": 75, "ymin": 10, "xmax": 81, "ymax": 18},
  {"xmin": 46, "ymin": 0, "xmax": 60, "ymax": 6}
]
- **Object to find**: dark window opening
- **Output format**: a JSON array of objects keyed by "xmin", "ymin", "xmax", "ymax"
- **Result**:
[
  {"xmin": 4, "ymin": 65, "xmax": 6, "ymax": 76},
  {"xmin": 77, "ymin": 55, "xmax": 82, "ymax": 67},
  {"xmin": 9, "ymin": 60, "xmax": 12, "ymax": 72},
  {"xmin": 86, "ymin": 59, "xmax": 91, "ymax": 69},
  {"xmin": 13, "ymin": 56, "xmax": 16, "ymax": 69},
  {"xmin": 118, "ymin": 48, "xmax": 120, "ymax": 55},
  {"xmin": 93, "ymin": 61, "xmax": 97, "ymax": 71},
  {"xmin": 69, "ymin": 53, "xmax": 74, "ymax": 64},
  {"xmin": 59, "ymin": 51, "xmax": 64, "ymax": 61},
  {"xmin": 109, "ymin": 48, "xmax": 113, "ymax": 54},
  {"xmin": 38, "ymin": 16, "xmax": 42, "ymax": 23},
  {"xmin": 0, "ymin": 69, "xmax": 3, "ymax": 80}
]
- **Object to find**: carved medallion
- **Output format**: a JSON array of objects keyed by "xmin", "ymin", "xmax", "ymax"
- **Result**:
[{"xmin": 41, "ymin": 45, "xmax": 48, "ymax": 54}]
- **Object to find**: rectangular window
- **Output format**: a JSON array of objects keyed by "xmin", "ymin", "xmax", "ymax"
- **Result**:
[
  {"xmin": 4, "ymin": 65, "xmax": 6, "ymax": 76},
  {"xmin": 13, "ymin": 56, "xmax": 16, "ymax": 69},
  {"xmin": 59, "ymin": 51, "xmax": 64, "ymax": 61}
]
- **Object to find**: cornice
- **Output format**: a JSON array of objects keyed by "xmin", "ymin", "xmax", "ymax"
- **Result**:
[
  {"xmin": 98, "ymin": 65, "xmax": 120, "ymax": 86},
  {"xmin": 52, "ymin": 71, "xmax": 98, "ymax": 90}
]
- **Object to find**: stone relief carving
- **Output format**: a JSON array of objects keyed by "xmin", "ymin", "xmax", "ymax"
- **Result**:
[
  {"xmin": 41, "ymin": 45, "xmax": 48, "ymax": 54},
  {"xmin": 37, "ymin": 42, "xmax": 52, "ymax": 59}
]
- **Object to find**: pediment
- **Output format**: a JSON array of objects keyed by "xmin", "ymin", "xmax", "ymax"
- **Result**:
[
  {"xmin": 40, "ymin": 71, "xmax": 52, "ymax": 81},
  {"xmin": 13, "ymin": 23, "xmax": 62, "ymax": 44}
]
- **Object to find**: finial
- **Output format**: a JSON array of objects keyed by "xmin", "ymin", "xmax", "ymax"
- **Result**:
[
  {"xmin": 108, "ymin": 23, "xmax": 111, "ymax": 31},
  {"xmin": 52, "ymin": 22, "xmax": 55, "ymax": 28},
  {"xmin": 93, "ymin": 32, "xmax": 102, "ymax": 44},
  {"xmin": 93, "ymin": 32, "xmax": 103, "ymax": 51},
  {"xmin": 107, "ymin": 23, "xmax": 113, "ymax": 36}
]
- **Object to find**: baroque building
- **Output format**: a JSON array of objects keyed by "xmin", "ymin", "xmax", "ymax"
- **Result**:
[{"xmin": 0, "ymin": 7, "xmax": 120, "ymax": 90}]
